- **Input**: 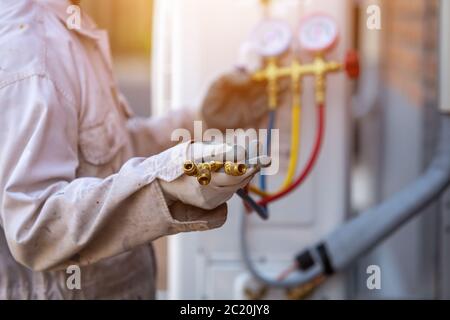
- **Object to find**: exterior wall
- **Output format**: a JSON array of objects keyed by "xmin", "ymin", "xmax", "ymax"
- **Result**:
[
  {"xmin": 382, "ymin": 0, "xmax": 438, "ymax": 109},
  {"xmin": 354, "ymin": 0, "xmax": 440, "ymax": 299}
]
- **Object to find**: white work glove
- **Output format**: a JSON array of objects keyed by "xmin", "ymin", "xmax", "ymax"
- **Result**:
[
  {"xmin": 200, "ymin": 68, "xmax": 290, "ymax": 132},
  {"xmin": 159, "ymin": 141, "xmax": 267, "ymax": 210}
]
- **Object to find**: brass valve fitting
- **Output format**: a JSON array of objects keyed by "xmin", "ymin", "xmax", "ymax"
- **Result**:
[
  {"xmin": 183, "ymin": 160, "xmax": 247, "ymax": 185},
  {"xmin": 197, "ymin": 163, "xmax": 212, "ymax": 186},
  {"xmin": 183, "ymin": 161, "xmax": 223, "ymax": 186},
  {"xmin": 183, "ymin": 160, "xmax": 198, "ymax": 177},
  {"xmin": 209, "ymin": 161, "xmax": 224, "ymax": 172},
  {"xmin": 252, "ymin": 55, "xmax": 346, "ymax": 106},
  {"xmin": 224, "ymin": 162, "xmax": 248, "ymax": 176},
  {"xmin": 252, "ymin": 58, "xmax": 284, "ymax": 110}
]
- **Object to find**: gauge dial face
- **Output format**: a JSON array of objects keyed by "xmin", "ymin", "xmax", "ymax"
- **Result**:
[
  {"xmin": 251, "ymin": 19, "xmax": 292, "ymax": 57},
  {"xmin": 299, "ymin": 14, "xmax": 339, "ymax": 53}
]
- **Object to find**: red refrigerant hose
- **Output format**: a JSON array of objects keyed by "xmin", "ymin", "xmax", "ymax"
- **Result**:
[{"xmin": 257, "ymin": 103, "xmax": 325, "ymax": 206}]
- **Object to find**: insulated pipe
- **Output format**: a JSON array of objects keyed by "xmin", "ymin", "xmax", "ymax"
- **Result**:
[{"xmin": 319, "ymin": 116, "xmax": 450, "ymax": 273}]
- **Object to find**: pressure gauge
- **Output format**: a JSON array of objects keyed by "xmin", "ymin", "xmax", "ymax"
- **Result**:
[
  {"xmin": 298, "ymin": 14, "xmax": 339, "ymax": 53},
  {"xmin": 250, "ymin": 19, "xmax": 292, "ymax": 57}
]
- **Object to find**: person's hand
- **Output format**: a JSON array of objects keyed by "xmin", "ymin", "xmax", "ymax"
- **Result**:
[
  {"xmin": 159, "ymin": 141, "xmax": 266, "ymax": 210},
  {"xmin": 200, "ymin": 68, "xmax": 290, "ymax": 131}
]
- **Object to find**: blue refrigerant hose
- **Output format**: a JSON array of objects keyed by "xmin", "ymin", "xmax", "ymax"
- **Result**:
[{"xmin": 259, "ymin": 110, "xmax": 276, "ymax": 208}]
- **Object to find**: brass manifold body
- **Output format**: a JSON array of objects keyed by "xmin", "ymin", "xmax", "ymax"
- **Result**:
[
  {"xmin": 183, "ymin": 160, "xmax": 248, "ymax": 186},
  {"xmin": 252, "ymin": 55, "xmax": 342, "ymax": 107}
]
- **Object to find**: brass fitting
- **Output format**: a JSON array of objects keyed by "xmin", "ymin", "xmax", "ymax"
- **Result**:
[
  {"xmin": 209, "ymin": 161, "xmax": 224, "ymax": 172},
  {"xmin": 309, "ymin": 55, "xmax": 342, "ymax": 104},
  {"xmin": 197, "ymin": 163, "xmax": 212, "ymax": 186},
  {"xmin": 184, "ymin": 160, "xmax": 246, "ymax": 185},
  {"xmin": 252, "ymin": 55, "xmax": 343, "ymax": 106},
  {"xmin": 252, "ymin": 57, "xmax": 285, "ymax": 110},
  {"xmin": 183, "ymin": 160, "xmax": 198, "ymax": 177},
  {"xmin": 224, "ymin": 162, "xmax": 248, "ymax": 176},
  {"xmin": 285, "ymin": 276, "xmax": 326, "ymax": 300}
]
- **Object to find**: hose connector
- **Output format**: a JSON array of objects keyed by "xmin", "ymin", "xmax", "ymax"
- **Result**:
[
  {"xmin": 184, "ymin": 160, "xmax": 246, "ymax": 185},
  {"xmin": 224, "ymin": 162, "xmax": 248, "ymax": 176},
  {"xmin": 183, "ymin": 160, "xmax": 198, "ymax": 177},
  {"xmin": 197, "ymin": 163, "xmax": 212, "ymax": 186},
  {"xmin": 209, "ymin": 161, "xmax": 224, "ymax": 172}
]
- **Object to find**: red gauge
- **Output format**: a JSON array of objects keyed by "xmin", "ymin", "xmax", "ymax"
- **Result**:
[{"xmin": 299, "ymin": 13, "xmax": 339, "ymax": 53}]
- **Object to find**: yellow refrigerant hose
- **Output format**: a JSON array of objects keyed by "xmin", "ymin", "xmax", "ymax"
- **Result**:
[
  {"xmin": 284, "ymin": 101, "xmax": 301, "ymax": 188},
  {"xmin": 249, "ymin": 96, "xmax": 302, "ymax": 198}
]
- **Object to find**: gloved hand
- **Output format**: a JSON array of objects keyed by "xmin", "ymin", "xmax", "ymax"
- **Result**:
[
  {"xmin": 159, "ymin": 141, "xmax": 264, "ymax": 210},
  {"xmin": 200, "ymin": 68, "xmax": 290, "ymax": 132}
]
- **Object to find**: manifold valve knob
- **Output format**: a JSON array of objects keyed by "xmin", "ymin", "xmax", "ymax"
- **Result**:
[
  {"xmin": 183, "ymin": 160, "xmax": 198, "ymax": 176},
  {"xmin": 197, "ymin": 163, "xmax": 212, "ymax": 186},
  {"xmin": 224, "ymin": 162, "xmax": 248, "ymax": 176},
  {"xmin": 345, "ymin": 50, "xmax": 360, "ymax": 79}
]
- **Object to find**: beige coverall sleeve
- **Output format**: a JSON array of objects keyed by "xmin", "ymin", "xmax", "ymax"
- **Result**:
[{"xmin": 0, "ymin": 75, "xmax": 223, "ymax": 272}]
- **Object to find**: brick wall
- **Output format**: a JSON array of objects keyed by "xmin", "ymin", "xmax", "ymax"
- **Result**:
[{"xmin": 381, "ymin": 0, "xmax": 439, "ymax": 107}]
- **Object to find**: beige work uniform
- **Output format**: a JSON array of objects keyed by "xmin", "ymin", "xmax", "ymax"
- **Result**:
[{"xmin": 0, "ymin": 0, "xmax": 224, "ymax": 299}]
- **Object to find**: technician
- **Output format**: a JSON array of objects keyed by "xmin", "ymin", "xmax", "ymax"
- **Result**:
[{"xmin": 0, "ymin": 0, "xmax": 269, "ymax": 299}]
